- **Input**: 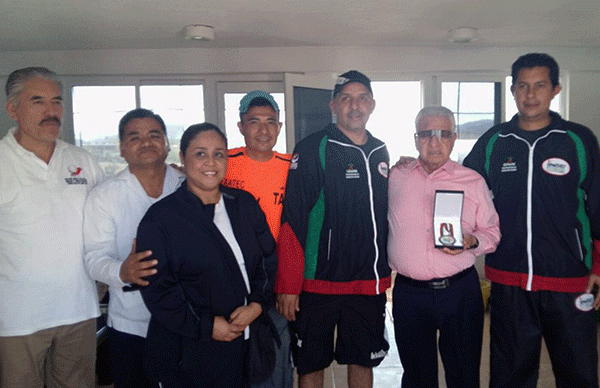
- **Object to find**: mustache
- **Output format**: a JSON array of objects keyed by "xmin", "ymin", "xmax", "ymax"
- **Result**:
[{"xmin": 40, "ymin": 116, "xmax": 61, "ymax": 126}]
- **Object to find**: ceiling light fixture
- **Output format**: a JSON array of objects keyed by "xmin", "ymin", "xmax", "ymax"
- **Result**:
[
  {"xmin": 183, "ymin": 25, "xmax": 215, "ymax": 41},
  {"xmin": 448, "ymin": 27, "xmax": 478, "ymax": 43}
]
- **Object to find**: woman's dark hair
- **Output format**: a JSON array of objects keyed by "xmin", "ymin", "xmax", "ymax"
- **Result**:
[{"xmin": 180, "ymin": 122, "xmax": 228, "ymax": 155}]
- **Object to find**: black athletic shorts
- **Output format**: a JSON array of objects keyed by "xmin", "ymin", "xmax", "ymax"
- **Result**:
[{"xmin": 290, "ymin": 292, "xmax": 389, "ymax": 375}]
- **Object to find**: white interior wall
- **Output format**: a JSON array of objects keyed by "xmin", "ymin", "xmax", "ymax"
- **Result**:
[
  {"xmin": 1, "ymin": 45, "xmax": 599, "ymax": 138},
  {"xmin": 568, "ymin": 71, "xmax": 600, "ymax": 131},
  {"xmin": 1, "ymin": 45, "xmax": 600, "ymax": 74}
]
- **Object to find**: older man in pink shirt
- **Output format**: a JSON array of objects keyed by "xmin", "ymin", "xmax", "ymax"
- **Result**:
[{"xmin": 388, "ymin": 106, "xmax": 500, "ymax": 388}]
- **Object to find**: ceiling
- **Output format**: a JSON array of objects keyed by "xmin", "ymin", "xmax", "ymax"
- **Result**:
[{"xmin": 0, "ymin": 0, "xmax": 599, "ymax": 52}]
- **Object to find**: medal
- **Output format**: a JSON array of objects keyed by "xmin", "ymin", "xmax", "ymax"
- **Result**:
[{"xmin": 438, "ymin": 223, "xmax": 456, "ymax": 246}]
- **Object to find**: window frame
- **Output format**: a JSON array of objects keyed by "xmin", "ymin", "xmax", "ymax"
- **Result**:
[{"xmin": 58, "ymin": 70, "xmax": 570, "ymax": 166}]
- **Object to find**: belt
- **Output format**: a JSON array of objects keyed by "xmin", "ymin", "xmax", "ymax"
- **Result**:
[{"xmin": 397, "ymin": 266, "xmax": 475, "ymax": 290}]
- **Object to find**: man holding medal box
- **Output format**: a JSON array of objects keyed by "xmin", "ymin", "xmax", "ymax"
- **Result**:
[{"xmin": 388, "ymin": 106, "xmax": 500, "ymax": 388}]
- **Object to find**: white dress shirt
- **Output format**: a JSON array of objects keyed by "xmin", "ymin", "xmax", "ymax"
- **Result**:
[{"xmin": 83, "ymin": 165, "xmax": 184, "ymax": 337}]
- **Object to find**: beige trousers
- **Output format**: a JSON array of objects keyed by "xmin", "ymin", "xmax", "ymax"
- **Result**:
[{"xmin": 0, "ymin": 318, "xmax": 96, "ymax": 388}]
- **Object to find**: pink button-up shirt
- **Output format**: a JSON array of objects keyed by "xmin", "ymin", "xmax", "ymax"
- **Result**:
[{"xmin": 388, "ymin": 159, "xmax": 500, "ymax": 280}]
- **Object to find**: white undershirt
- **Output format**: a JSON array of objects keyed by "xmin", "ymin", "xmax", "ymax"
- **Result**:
[{"xmin": 213, "ymin": 196, "xmax": 251, "ymax": 339}]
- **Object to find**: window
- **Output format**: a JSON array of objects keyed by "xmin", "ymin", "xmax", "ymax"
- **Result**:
[
  {"xmin": 72, "ymin": 83, "xmax": 204, "ymax": 176},
  {"xmin": 72, "ymin": 86, "xmax": 136, "ymax": 176},
  {"xmin": 140, "ymin": 84, "xmax": 205, "ymax": 165},
  {"xmin": 369, "ymin": 81, "xmax": 422, "ymax": 162},
  {"xmin": 441, "ymin": 81, "xmax": 501, "ymax": 162}
]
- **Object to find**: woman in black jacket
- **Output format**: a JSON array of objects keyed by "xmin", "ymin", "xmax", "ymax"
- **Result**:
[{"xmin": 136, "ymin": 123, "xmax": 277, "ymax": 387}]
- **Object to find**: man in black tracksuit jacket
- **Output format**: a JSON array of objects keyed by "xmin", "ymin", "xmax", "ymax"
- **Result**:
[
  {"xmin": 275, "ymin": 71, "xmax": 390, "ymax": 388},
  {"xmin": 464, "ymin": 53, "xmax": 600, "ymax": 387}
]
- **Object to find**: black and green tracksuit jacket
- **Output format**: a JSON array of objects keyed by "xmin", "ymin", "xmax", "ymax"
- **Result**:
[
  {"xmin": 463, "ymin": 112, "xmax": 600, "ymax": 292},
  {"xmin": 274, "ymin": 124, "xmax": 391, "ymax": 296}
]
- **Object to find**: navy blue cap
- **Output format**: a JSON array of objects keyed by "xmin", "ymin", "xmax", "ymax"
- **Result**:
[{"xmin": 332, "ymin": 70, "xmax": 373, "ymax": 98}]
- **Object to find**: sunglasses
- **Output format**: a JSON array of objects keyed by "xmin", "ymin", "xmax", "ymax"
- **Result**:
[{"xmin": 414, "ymin": 130, "xmax": 454, "ymax": 141}]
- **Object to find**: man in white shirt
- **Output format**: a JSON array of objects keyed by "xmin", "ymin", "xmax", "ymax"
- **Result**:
[
  {"xmin": 83, "ymin": 108, "xmax": 184, "ymax": 388},
  {"xmin": 0, "ymin": 67, "xmax": 104, "ymax": 388}
]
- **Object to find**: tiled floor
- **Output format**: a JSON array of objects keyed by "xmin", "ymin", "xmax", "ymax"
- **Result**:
[
  {"xmin": 99, "ymin": 302, "xmax": 600, "ymax": 388},
  {"xmin": 296, "ymin": 301, "xmax": 600, "ymax": 388}
]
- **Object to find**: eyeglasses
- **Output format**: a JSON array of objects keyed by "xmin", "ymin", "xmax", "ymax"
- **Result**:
[{"xmin": 414, "ymin": 130, "xmax": 454, "ymax": 141}]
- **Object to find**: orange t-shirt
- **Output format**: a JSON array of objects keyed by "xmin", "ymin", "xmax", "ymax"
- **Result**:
[{"xmin": 223, "ymin": 147, "xmax": 291, "ymax": 239}]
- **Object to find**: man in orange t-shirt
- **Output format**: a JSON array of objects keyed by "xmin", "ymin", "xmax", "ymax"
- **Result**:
[{"xmin": 222, "ymin": 90, "xmax": 292, "ymax": 388}]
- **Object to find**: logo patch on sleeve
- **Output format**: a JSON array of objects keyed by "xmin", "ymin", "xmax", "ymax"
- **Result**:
[
  {"xmin": 290, "ymin": 153, "xmax": 299, "ymax": 170},
  {"xmin": 378, "ymin": 162, "xmax": 389, "ymax": 178},
  {"xmin": 542, "ymin": 158, "xmax": 570, "ymax": 176}
]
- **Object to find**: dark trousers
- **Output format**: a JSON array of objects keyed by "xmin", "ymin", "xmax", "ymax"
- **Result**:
[
  {"xmin": 108, "ymin": 327, "xmax": 153, "ymax": 388},
  {"xmin": 392, "ymin": 267, "xmax": 483, "ymax": 388},
  {"xmin": 251, "ymin": 307, "xmax": 293, "ymax": 388},
  {"xmin": 144, "ymin": 322, "xmax": 248, "ymax": 388},
  {"xmin": 489, "ymin": 283, "xmax": 599, "ymax": 388}
]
